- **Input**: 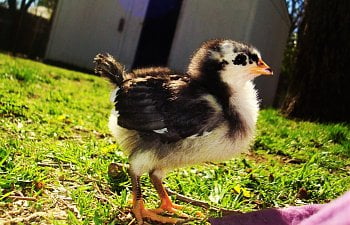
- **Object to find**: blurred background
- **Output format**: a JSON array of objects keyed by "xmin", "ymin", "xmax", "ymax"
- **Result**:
[{"xmin": 0, "ymin": 0, "xmax": 348, "ymax": 122}]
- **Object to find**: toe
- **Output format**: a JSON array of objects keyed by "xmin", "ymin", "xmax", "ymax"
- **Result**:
[
  {"xmin": 160, "ymin": 203, "xmax": 188, "ymax": 218},
  {"xmin": 171, "ymin": 203, "xmax": 183, "ymax": 210},
  {"xmin": 142, "ymin": 208, "xmax": 183, "ymax": 224},
  {"xmin": 150, "ymin": 206, "xmax": 189, "ymax": 219}
]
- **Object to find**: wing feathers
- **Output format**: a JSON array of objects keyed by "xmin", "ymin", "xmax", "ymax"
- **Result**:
[
  {"xmin": 118, "ymin": 118, "xmax": 165, "ymax": 131},
  {"xmin": 114, "ymin": 72, "xmax": 223, "ymax": 142}
]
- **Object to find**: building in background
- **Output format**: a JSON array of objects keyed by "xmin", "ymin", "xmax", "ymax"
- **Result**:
[{"xmin": 45, "ymin": 0, "xmax": 290, "ymax": 105}]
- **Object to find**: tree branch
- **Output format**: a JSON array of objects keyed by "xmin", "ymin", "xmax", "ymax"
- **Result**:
[
  {"xmin": 8, "ymin": 196, "xmax": 37, "ymax": 201},
  {"xmin": 165, "ymin": 187, "xmax": 242, "ymax": 215}
]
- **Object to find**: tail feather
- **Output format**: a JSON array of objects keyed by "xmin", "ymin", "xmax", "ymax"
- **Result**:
[{"xmin": 94, "ymin": 53, "xmax": 125, "ymax": 86}]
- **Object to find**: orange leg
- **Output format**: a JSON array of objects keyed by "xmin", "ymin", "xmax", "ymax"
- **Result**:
[
  {"xmin": 130, "ymin": 170, "xmax": 184, "ymax": 224},
  {"xmin": 149, "ymin": 170, "xmax": 188, "ymax": 217}
]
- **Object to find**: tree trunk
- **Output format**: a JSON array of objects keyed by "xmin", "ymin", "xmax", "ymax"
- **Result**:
[
  {"xmin": 281, "ymin": 0, "xmax": 350, "ymax": 123},
  {"xmin": 7, "ymin": 0, "xmax": 17, "ymax": 12}
]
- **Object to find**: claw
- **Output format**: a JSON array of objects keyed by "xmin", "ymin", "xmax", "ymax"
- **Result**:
[
  {"xmin": 133, "ymin": 200, "xmax": 184, "ymax": 224},
  {"xmin": 150, "ymin": 202, "xmax": 189, "ymax": 218},
  {"xmin": 130, "ymin": 170, "xmax": 191, "ymax": 224}
]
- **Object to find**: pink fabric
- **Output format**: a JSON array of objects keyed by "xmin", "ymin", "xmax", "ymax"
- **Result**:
[{"xmin": 209, "ymin": 191, "xmax": 350, "ymax": 225}]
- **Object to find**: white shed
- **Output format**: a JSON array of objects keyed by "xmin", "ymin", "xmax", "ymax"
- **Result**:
[
  {"xmin": 45, "ymin": 0, "xmax": 149, "ymax": 69},
  {"xmin": 168, "ymin": 0, "xmax": 290, "ymax": 105},
  {"xmin": 45, "ymin": 0, "xmax": 290, "ymax": 105}
]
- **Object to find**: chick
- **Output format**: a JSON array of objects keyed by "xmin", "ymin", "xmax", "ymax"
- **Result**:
[{"xmin": 94, "ymin": 39, "xmax": 273, "ymax": 224}]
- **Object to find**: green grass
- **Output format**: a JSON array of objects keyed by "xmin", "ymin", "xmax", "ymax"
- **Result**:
[{"xmin": 0, "ymin": 53, "xmax": 349, "ymax": 224}]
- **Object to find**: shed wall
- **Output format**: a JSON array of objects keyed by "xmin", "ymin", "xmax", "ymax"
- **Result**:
[
  {"xmin": 45, "ymin": 0, "xmax": 148, "ymax": 69},
  {"xmin": 45, "ymin": 0, "xmax": 290, "ymax": 105},
  {"xmin": 247, "ymin": 0, "xmax": 290, "ymax": 105},
  {"xmin": 168, "ymin": 0, "xmax": 290, "ymax": 105},
  {"xmin": 168, "ymin": 0, "xmax": 257, "ymax": 72}
]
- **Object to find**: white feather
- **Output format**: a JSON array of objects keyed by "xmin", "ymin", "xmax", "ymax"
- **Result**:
[
  {"xmin": 153, "ymin": 128, "xmax": 168, "ymax": 134},
  {"xmin": 109, "ymin": 88, "xmax": 119, "ymax": 103}
]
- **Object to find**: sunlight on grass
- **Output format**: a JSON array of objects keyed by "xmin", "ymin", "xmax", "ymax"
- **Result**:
[{"xmin": 0, "ymin": 53, "xmax": 349, "ymax": 224}]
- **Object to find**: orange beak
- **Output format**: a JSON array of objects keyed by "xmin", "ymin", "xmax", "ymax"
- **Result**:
[{"xmin": 251, "ymin": 59, "xmax": 273, "ymax": 76}]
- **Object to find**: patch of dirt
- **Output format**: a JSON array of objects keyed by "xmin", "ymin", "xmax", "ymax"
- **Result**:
[{"xmin": 0, "ymin": 178, "xmax": 80, "ymax": 224}]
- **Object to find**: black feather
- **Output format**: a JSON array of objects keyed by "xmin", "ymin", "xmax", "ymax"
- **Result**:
[{"xmin": 94, "ymin": 53, "xmax": 125, "ymax": 86}]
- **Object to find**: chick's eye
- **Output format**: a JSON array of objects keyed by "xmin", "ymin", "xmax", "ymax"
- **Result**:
[{"xmin": 232, "ymin": 54, "xmax": 247, "ymax": 66}]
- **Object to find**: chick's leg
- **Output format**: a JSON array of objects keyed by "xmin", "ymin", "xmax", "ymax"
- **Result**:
[
  {"xmin": 129, "ymin": 170, "xmax": 181, "ymax": 224},
  {"xmin": 149, "ymin": 170, "xmax": 187, "ymax": 217}
]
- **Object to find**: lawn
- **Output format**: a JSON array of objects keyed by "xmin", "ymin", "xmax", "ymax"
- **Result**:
[{"xmin": 0, "ymin": 53, "xmax": 349, "ymax": 224}]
